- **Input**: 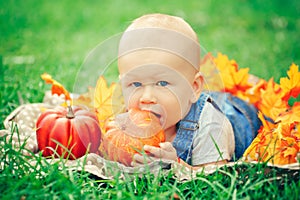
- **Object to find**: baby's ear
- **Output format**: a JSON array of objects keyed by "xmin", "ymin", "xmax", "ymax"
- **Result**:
[{"xmin": 191, "ymin": 72, "xmax": 203, "ymax": 103}]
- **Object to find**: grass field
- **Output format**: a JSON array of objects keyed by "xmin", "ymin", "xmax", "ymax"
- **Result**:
[{"xmin": 1, "ymin": 0, "xmax": 300, "ymax": 199}]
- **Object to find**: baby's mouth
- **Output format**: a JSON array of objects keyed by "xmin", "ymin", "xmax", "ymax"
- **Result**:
[
  {"xmin": 150, "ymin": 111, "xmax": 165, "ymax": 126},
  {"xmin": 151, "ymin": 111, "xmax": 161, "ymax": 119},
  {"xmin": 140, "ymin": 108, "xmax": 165, "ymax": 126},
  {"xmin": 141, "ymin": 108, "xmax": 165, "ymax": 127}
]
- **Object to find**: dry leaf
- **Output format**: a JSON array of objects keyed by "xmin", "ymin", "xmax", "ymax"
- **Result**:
[
  {"xmin": 213, "ymin": 53, "xmax": 252, "ymax": 101},
  {"xmin": 243, "ymin": 113, "xmax": 300, "ymax": 164},
  {"xmin": 41, "ymin": 73, "xmax": 71, "ymax": 100},
  {"xmin": 256, "ymin": 79, "xmax": 288, "ymax": 120},
  {"xmin": 280, "ymin": 63, "xmax": 300, "ymax": 101},
  {"xmin": 276, "ymin": 102, "xmax": 300, "ymax": 124},
  {"xmin": 94, "ymin": 76, "xmax": 125, "ymax": 130}
]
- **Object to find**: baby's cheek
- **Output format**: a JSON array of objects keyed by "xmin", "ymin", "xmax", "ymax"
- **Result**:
[
  {"xmin": 127, "ymin": 100, "xmax": 140, "ymax": 110},
  {"xmin": 124, "ymin": 93, "xmax": 139, "ymax": 108}
]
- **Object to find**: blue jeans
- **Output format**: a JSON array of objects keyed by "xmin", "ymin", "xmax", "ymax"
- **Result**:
[{"xmin": 172, "ymin": 91, "xmax": 261, "ymax": 164}]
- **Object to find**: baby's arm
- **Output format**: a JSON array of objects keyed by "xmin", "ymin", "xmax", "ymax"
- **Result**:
[{"xmin": 132, "ymin": 142, "xmax": 228, "ymax": 169}]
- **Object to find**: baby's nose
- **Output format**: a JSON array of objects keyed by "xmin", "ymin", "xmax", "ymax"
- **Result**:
[{"xmin": 140, "ymin": 85, "xmax": 157, "ymax": 104}]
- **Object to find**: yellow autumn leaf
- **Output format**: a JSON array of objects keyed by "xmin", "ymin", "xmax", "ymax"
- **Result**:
[
  {"xmin": 232, "ymin": 68, "xmax": 251, "ymax": 89},
  {"xmin": 213, "ymin": 52, "xmax": 238, "ymax": 71},
  {"xmin": 246, "ymin": 79, "xmax": 267, "ymax": 105},
  {"xmin": 243, "ymin": 120, "xmax": 300, "ymax": 165},
  {"xmin": 257, "ymin": 112, "xmax": 274, "ymax": 131},
  {"xmin": 214, "ymin": 53, "xmax": 300, "ymax": 165},
  {"xmin": 94, "ymin": 76, "xmax": 125, "ymax": 129},
  {"xmin": 272, "ymin": 153, "xmax": 288, "ymax": 165},
  {"xmin": 242, "ymin": 136, "xmax": 261, "ymax": 160},
  {"xmin": 257, "ymin": 79, "xmax": 288, "ymax": 120},
  {"xmin": 285, "ymin": 136, "xmax": 297, "ymax": 146},
  {"xmin": 276, "ymin": 102, "xmax": 300, "ymax": 124},
  {"xmin": 283, "ymin": 147, "xmax": 298, "ymax": 159},
  {"xmin": 220, "ymin": 67, "xmax": 237, "ymax": 89},
  {"xmin": 213, "ymin": 53, "xmax": 252, "ymax": 99},
  {"xmin": 280, "ymin": 63, "xmax": 300, "ymax": 101}
]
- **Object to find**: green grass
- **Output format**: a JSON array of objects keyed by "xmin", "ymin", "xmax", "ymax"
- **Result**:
[
  {"xmin": 1, "ymin": 0, "xmax": 300, "ymax": 199},
  {"xmin": 1, "ymin": 127, "xmax": 299, "ymax": 199}
]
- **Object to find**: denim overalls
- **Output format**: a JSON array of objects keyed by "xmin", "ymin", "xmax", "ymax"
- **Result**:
[{"xmin": 172, "ymin": 91, "xmax": 262, "ymax": 165}]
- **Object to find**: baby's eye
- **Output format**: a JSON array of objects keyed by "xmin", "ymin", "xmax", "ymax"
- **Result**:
[
  {"xmin": 131, "ymin": 82, "xmax": 142, "ymax": 87},
  {"xmin": 156, "ymin": 81, "xmax": 169, "ymax": 87}
]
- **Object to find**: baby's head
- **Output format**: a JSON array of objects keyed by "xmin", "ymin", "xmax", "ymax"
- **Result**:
[
  {"xmin": 117, "ymin": 13, "xmax": 203, "ymax": 134},
  {"xmin": 118, "ymin": 13, "xmax": 200, "ymax": 73}
]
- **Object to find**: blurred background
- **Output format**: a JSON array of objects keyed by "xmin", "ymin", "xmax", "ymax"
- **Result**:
[{"xmin": 1, "ymin": 0, "xmax": 299, "ymax": 128}]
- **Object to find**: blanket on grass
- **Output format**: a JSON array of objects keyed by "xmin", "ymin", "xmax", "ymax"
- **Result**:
[{"xmin": 1, "ymin": 91, "xmax": 299, "ymax": 182}]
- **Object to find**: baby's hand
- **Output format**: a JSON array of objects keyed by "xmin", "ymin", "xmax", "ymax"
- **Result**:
[
  {"xmin": 132, "ymin": 142, "xmax": 177, "ymax": 166},
  {"xmin": 104, "ymin": 118, "xmax": 119, "ymax": 133}
]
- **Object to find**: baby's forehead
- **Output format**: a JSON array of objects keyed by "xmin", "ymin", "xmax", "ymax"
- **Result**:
[
  {"xmin": 121, "ymin": 63, "xmax": 179, "ymax": 75},
  {"xmin": 119, "ymin": 63, "xmax": 196, "ymax": 86},
  {"xmin": 118, "ymin": 28, "xmax": 200, "ymax": 70}
]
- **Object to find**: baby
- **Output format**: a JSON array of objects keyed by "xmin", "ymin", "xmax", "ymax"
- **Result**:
[{"xmin": 114, "ymin": 13, "xmax": 259, "ymax": 168}]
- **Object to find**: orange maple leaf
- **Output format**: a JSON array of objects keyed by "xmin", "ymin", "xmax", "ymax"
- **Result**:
[
  {"xmin": 213, "ymin": 52, "xmax": 239, "ymax": 71},
  {"xmin": 257, "ymin": 112, "xmax": 275, "ymax": 132},
  {"xmin": 243, "ymin": 113, "xmax": 300, "ymax": 165},
  {"xmin": 222, "ymin": 67, "xmax": 251, "ymax": 91},
  {"xmin": 94, "ymin": 76, "xmax": 125, "ymax": 130},
  {"xmin": 41, "ymin": 73, "xmax": 71, "ymax": 100},
  {"xmin": 213, "ymin": 53, "xmax": 252, "ymax": 100},
  {"xmin": 246, "ymin": 79, "xmax": 267, "ymax": 106},
  {"xmin": 214, "ymin": 53, "xmax": 300, "ymax": 165},
  {"xmin": 283, "ymin": 146, "xmax": 298, "ymax": 159},
  {"xmin": 256, "ymin": 78, "xmax": 288, "ymax": 120},
  {"xmin": 242, "ymin": 135, "xmax": 261, "ymax": 161},
  {"xmin": 280, "ymin": 63, "xmax": 300, "ymax": 101},
  {"xmin": 276, "ymin": 102, "xmax": 300, "ymax": 124}
]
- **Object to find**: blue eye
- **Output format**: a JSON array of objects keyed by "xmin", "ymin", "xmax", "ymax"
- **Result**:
[
  {"xmin": 132, "ymin": 82, "xmax": 142, "ymax": 87},
  {"xmin": 157, "ymin": 81, "xmax": 169, "ymax": 87}
]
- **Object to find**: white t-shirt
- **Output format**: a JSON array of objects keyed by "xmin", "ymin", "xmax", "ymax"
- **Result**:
[{"xmin": 191, "ymin": 101, "xmax": 235, "ymax": 165}]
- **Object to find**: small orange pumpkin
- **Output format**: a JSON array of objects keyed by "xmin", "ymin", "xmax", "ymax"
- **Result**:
[
  {"xmin": 36, "ymin": 106, "xmax": 101, "ymax": 159},
  {"xmin": 100, "ymin": 108, "xmax": 165, "ymax": 166}
]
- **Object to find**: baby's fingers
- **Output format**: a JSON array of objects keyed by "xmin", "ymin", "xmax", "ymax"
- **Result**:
[
  {"xmin": 159, "ymin": 142, "xmax": 175, "ymax": 151},
  {"xmin": 132, "ymin": 153, "xmax": 154, "ymax": 166},
  {"xmin": 144, "ymin": 145, "xmax": 162, "ymax": 158},
  {"xmin": 104, "ymin": 120, "xmax": 118, "ymax": 132},
  {"xmin": 150, "ymin": 143, "xmax": 177, "ymax": 161}
]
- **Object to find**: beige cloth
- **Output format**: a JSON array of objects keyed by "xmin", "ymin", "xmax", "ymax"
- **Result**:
[{"xmin": 1, "ymin": 91, "xmax": 299, "ymax": 181}]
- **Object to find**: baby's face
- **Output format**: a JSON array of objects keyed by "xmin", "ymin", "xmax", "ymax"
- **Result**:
[{"xmin": 118, "ymin": 49, "xmax": 199, "ymax": 134}]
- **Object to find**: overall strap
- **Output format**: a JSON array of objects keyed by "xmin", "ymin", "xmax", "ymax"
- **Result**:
[{"xmin": 172, "ymin": 92, "xmax": 210, "ymax": 164}]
